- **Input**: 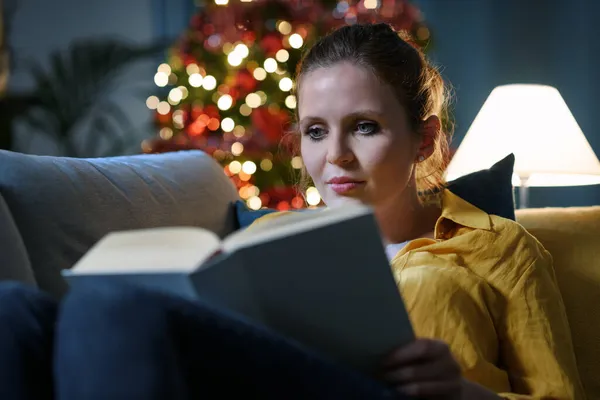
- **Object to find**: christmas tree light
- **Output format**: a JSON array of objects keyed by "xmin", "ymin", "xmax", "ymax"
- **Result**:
[{"xmin": 143, "ymin": 0, "xmax": 430, "ymax": 210}]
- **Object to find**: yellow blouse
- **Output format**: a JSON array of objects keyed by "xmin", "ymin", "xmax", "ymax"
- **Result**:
[
  {"xmin": 391, "ymin": 190, "xmax": 584, "ymax": 399},
  {"xmin": 250, "ymin": 190, "xmax": 585, "ymax": 399}
]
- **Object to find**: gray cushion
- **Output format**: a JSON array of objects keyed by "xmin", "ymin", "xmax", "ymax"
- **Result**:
[
  {"xmin": 0, "ymin": 192, "xmax": 36, "ymax": 286},
  {"xmin": 0, "ymin": 150, "xmax": 239, "ymax": 298}
]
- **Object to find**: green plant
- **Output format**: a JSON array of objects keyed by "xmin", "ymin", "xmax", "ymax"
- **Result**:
[{"xmin": 0, "ymin": 37, "xmax": 168, "ymax": 156}]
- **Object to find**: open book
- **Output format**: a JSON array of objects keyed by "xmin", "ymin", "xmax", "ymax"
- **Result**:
[{"xmin": 64, "ymin": 204, "xmax": 414, "ymax": 374}]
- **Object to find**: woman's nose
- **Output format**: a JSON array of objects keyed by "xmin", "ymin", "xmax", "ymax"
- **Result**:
[{"xmin": 326, "ymin": 134, "xmax": 355, "ymax": 166}]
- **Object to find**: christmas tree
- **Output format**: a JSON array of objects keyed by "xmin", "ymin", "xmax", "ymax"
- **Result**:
[{"xmin": 143, "ymin": 0, "xmax": 430, "ymax": 211}]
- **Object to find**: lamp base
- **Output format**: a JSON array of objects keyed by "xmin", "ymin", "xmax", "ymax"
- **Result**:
[{"xmin": 518, "ymin": 178, "xmax": 529, "ymax": 209}]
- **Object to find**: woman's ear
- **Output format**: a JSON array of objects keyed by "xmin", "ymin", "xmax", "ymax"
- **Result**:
[{"xmin": 415, "ymin": 115, "xmax": 441, "ymax": 162}]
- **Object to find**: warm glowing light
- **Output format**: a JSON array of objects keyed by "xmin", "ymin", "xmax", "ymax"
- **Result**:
[
  {"xmin": 256, "ymin": 91, "xmax": 268, "ymax": 104},
  {"xmin": 264, "ymin": 58, "xmax": 278, "ymax": 73},
  {"xmin": 235, "ymin": 43, "xmax": 249, "ymax": 58},
  {"xmin": 227, "ymin": 43, "xmax": 249, "ymax": 66},
  {"xmin": 231, "ymin": 142, "xmax": 244, "ymax": 156},
  {"xmin": 146, "ymin": 96, "xmax": 159, "ymax": 109},
  {"xmin": 417, "ymin": 26, "xmax": 430, "ymax": 41},
  {"xmin": 157, "ymin": 101, "xmax": 171, "ymax": 115},
  {"xmin": 202, "ymin": 75, "xmax": 217, "ymax": 90},
  {"xmin": 179, "ymin": 86, "xmax": 189, "ymax": 99},
  {"xmin": 289, "ymin": 33, "xmax": 304, "ymax": 49},
  {"xmin": 168, "ymin": 88, "xmax": 183, "ymax": 104},
  {"xmin": 221, "ymin": 117, "xmax": 235, "ymax": 132},
  {"xmin": 141, "ymin": 140, "xmax": 152, "ymax": 153},
  {"xmin": 446, "ymin": 84, "xmax": 600, "ymax": 188},
  {"xmin": 291, "ymin": 156, "xmax": 303, "ymax": 169},
  {"xmin": 364, "ymin": 0, "xmax": 378, "ymax": 9},
  {"xmin": 291, "ymin": 196, "xmax": 305, "ymax": 209},
  {"xmin": 154, "ymin": 72, "xmax": 169, "ymax": 87},
  {"xmin": 285, "ymin": 95, "xmax": 297, "ymax": 109},
  {"xmin": 215, "ymin": 0, "xmax": 229, "ymax": 5},
  {"xmin": 279, "ymin": 77, "xmax": 293, "ymax": 91},
  {"xmin": 239, "ymin": 171, "xmax": 251, "ymax": 181},
  {"xmin": 245, "ymin": 93, "xmax": 261, "ymax": 108},
  {"xmin": 159, "ymin": 127, "xmax": 173, "ymax": 140},
  {"xmin": 260, "ymin": 159, "xmax": 273, "ymax": 171},
  {"xmin": 247, "ymin": 196, "xmax": 262, "ymax": 210},
  {"xmin": 240, "ymin": 104, "xmax": 252, "ymax": 116},
  {"xmin": 186, "ymin": 63, "xmax": 200, "ymax": 75},
  {"xmin": 227, "ymin": 52, "xmax": 243, "ymax": 67},
  {"xmin": 157, "ymin": 63, "xmax": 171, "ymax": 75},
  {"xmin": 229, "ymin": 160, "xmax": 242, "ymax": 174},
  {"xmin": 173, "ymin": 110, "xmax": 185, "ymax": 128},
  {"xmin": 242, "ymin": 161, "xmax": 257, "ymax": 175},
  {"xmin": 253, "ymin": 67, "xmax": 267, "ymax": 81},
  {"xmin": 207, "ymin": 118, "xmax": 220, "ymax": 131},
  {"xmin": 233, "ymin": 125, "xmax": 246, "ymax": 138},
  {"xmin": 277, "ymin": 21, "xmax": 292, "ymax": 35},
  {"xmin": 277, "ymin": 201, "xmax": 290, "ymax": 211},
  {"xmin": 217, "ymin": 94, "xmax": 233, "ymax": 110},
  {"xmin": 249, "ymin": 185, "xmax": 260, "ymax": 196},
  {"xmin": 189, "ymin": 73, "xmax": 203, "ymax": 87},
  {"xmin": 306, "ymin": 186, "xmax": 322, "ymax": 206},
  {"xmin": 276, "ymin": 49, "xmax": 290, "ymax": 62}
]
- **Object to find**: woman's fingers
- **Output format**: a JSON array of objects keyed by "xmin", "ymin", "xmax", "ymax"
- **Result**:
[
  {"xmin": 383, "ymin": 338, "xmax": 451, "ymax": 367},
  {"xmin": 381, "ymin": 339, "xmax": 464, "ymax": 399},
  {"xmin": 383, "ymin": 357, "xmax": 461, "ymax": 384},
  {"xmin": 398, "ymin": 380, "xmax": 463, "ymax": 399}
]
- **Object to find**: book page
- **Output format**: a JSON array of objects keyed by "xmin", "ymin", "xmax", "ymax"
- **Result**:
[
  {"xmin": 70, "ymin": 227, "xmax": 221, "ymax": 275},
  {"xmin": 222, "ymin": 204, "xmax": 373, "ymax": 253}
]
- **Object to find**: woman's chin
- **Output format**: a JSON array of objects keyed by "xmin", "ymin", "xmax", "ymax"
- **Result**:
[{"xmin": 326, "ymin": 193, "xmax": 369, "ymax": 208}]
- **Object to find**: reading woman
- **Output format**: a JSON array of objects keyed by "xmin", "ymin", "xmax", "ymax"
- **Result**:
[{"xmin": 0, "ymin": 23, "xmax": 584, "ymax": 399}]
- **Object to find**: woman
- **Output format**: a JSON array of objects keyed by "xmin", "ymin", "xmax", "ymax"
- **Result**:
[
  {"xmin": 278, "ymin": 22, "xmax": 583, "ymax": 398},
  {"xmin": 0, "ymin": 23, "xmax": 583, "ymax": 400}
]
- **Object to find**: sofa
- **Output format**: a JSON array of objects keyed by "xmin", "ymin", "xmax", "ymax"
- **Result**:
[{"xmin": 0, "ymin": 149, "xmax": 598, "ymax": 399}]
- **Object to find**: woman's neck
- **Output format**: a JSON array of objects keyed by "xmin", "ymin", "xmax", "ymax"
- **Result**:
[{"xmin": 374, "ymin": 190, "xmax": 441, "ymax": 245}]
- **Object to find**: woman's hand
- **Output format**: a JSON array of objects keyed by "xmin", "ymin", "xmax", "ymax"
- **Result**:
[
  {"xmin": 381, "ymin": 338, "xmax": 503, "ymax": 399},
  {"xmin": 381, "ymin": 338, "xmax": 462, "ymax": 399}
]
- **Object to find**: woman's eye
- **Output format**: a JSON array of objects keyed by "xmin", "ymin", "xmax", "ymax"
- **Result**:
[
  {"xmin": 305, "ymin": 126, "xmax": 326, "ymax": 141},
  {"xmin": 355, "ymin": 122, "xmax": 379, "ymax": 136}
]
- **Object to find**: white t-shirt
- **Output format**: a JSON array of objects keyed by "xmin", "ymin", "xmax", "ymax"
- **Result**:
[{"xmin": 385, "ymin": 241, "xmax": 409, "ymax": 262}]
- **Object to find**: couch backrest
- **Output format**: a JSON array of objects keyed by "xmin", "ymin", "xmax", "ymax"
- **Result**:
[
  {"xmin": 0, "ymin": 150, "xmax": 239, "ymax": 298},
  {"xmin": 517, "ymin": 206, "xmax": 600, "ymax": 399}
]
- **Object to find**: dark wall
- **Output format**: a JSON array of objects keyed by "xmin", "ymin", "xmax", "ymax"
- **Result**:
[{"xmin": 416, "ymin": 0, "xmax": 600, "ymax": 207}]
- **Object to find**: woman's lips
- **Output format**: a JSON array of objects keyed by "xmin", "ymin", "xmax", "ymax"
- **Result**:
[{"xmin": 326, "ymin": 177, "xmax": 366, "ymax": 194}]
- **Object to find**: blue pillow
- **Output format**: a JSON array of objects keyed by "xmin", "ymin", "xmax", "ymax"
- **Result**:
[
  {"xmin": 234, "ymin": 153, "xmax": 516, "ymax": 229},
  {"xmin": 234, "ymin": 200, "xmax": 279, "ymax": 229}
]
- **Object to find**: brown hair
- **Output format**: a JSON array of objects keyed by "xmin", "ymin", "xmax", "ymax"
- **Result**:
[{"xmin": 292, "ymin": 23, "xmax": 452, "ymax": 197}]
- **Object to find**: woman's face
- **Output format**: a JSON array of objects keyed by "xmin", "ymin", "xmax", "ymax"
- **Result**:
[{"xmin": 298, "ymin": 62, "xmax": 422, "ymax": 209}]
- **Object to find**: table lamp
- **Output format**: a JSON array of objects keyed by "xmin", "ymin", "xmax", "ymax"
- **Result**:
[{"xmin": 445, "ymin": 84, "xmax": 600, "ymax": 208}]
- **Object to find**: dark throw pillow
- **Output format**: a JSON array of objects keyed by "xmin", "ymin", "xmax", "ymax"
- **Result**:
[{"xmin": 446, "ymin": 153, "xmax": 516, "ymax": 221}]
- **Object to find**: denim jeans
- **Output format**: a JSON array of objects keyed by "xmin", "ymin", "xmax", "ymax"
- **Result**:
[{"xmin": 0, "ymin": 280, "xmax": 405, "ymax": 400}]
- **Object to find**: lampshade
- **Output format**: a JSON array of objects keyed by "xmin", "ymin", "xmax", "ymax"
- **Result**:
[{"xmin": 445, "ymin": 84, "xmax": 600, "ymax": 187}]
